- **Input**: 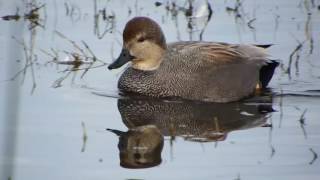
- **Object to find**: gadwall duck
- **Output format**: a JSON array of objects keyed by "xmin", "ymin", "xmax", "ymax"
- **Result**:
[{"xmin": 108, "ymin": 17, "xmax": 278, "ymax": 102}]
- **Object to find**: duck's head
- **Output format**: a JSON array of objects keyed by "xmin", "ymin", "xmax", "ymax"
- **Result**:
[{"xmin": 108, "ymin": 17, "xmax": 167, "ymax": 71}]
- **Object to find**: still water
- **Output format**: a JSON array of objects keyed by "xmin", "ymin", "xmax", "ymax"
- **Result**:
[{"xmin": 0, "ymin": 0, "xmax": 319, "ymax": 179}]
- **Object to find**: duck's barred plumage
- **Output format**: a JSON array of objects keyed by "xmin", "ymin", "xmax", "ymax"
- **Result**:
[{"xmin": 119, "ymin": 41, "xmax": 276, "ymax": 102}]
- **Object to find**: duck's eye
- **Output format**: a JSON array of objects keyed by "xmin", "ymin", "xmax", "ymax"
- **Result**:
[{"xmin": 137, "ymin": 37, "xmax": 145, "ymax": 43}]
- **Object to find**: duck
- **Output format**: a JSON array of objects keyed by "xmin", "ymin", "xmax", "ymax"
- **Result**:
[{"xmin": 108, "ymin": 17, "xmax": 278, "ymax": 103}]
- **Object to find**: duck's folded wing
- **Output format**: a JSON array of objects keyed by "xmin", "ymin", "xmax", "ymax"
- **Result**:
[{"xmin": 170, "ymin": 42, "xmax": 269, "ymax": 66}]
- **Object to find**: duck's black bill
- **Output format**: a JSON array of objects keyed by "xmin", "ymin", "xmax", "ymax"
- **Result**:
[{"xmin": 108, "ymin": 48, "xmax": 134, "ymax": 70}]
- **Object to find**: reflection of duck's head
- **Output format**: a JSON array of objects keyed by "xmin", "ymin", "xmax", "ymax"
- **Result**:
[
  {"xmin": 117, "ymin": 95, "xmax": 273, "ymax": 142},
  {"xmin": 107, "ymin": 125, "xmax": 164, "ymax": 169}
]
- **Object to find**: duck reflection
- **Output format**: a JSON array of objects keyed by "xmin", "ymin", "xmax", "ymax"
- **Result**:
[
  {"xmin": 107, "ymin": 125, "xmax": 163, "ymax": 169},
  {"xmin": 108, "ymin": 95, "xmax": 273, "ymax": 168},
  {"xmin": 117, "ymin": 96, "xmax": 273, "ymax": 142}
]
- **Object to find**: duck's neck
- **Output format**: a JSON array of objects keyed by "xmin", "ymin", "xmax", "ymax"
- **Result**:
[
  {"xmin": 132, "ymin": 59, "xmax": 162, "ymax": 71},
  {"xmin": 132, "ymin": 45, "xmax": 166, "ymax": 71}
]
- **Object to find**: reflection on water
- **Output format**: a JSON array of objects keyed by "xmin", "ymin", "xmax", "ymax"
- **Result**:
[
  {"xmin": 1, "ymin": 0, "xmax": 320, "ymax": 179},
  {"xmin": 108, "ymin": 125, "xmax": 164, "ymax": 169},
  {"xmin": 118, "ymin": 96, "xmax": 273, "ymax": 142},
  {"xmin": 107, "ymin": 94, "xmax": 273, "ymax": 168},
  {"xmin": 1, "ymin": 1, "xmax": 45, "ymax": 29},
  {"xmin": 157, "ymin": 0, "xmax": 213, "ymax": 41}
]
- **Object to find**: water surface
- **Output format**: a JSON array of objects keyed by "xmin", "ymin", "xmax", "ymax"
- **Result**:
[{"xmin": 0, "ymin": 0, "xmax": 319, "ymax": 180}]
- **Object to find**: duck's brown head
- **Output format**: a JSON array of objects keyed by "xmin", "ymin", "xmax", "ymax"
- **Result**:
[{"xmin": 108, "ymin": 17, "xmax": 167, "ymax": 71}]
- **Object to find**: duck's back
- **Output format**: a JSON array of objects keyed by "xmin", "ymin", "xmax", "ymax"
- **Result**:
[{"xmin": 119, "ymin": 41, "xmax": 268, "ymax": 102}]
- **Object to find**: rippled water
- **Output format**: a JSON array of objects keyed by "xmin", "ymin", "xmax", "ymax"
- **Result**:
[{"xmin": 0, "ymin": 0, "xmax": 319, "ymax": 180}]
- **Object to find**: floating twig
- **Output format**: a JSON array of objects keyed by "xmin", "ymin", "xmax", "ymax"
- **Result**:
[
  {"xmin": 93, "ymin": 0, "xmax": 116, "ymax": 39},
  {"xmin": 199, "ymin": 1, "xmax": 213, "ymax": 41},
  {"xmin": 270, "ymin": 145, "xmax": 275, "ymax": 159},
  {"xmin": 49, "ymin": 31, "xmax": 108, "ymax": 86},
  {"xmin": 226, "ymin": 0, "xmax": 244, "ymax": 19},
  {"xmin": 247, "ymin": 18, "xmax": 256, "ymax": 29},
  {"xmin": 299, "ymin": 108, "xmax": 307, "ymax": 125},
  {"xmin": 309, "ymin": 148, "xmax": 318, "ymax": 165},
  {"xmin": 1, "ymin": 3, "xmax": 45, "ymax": 29},
  {"xmin": 81, "ymin": 121, "xmax": 88, "ymax": 153},
  {"xmin": 287, "ymin": 40, "xmax": 304, "ymax": 79},
  {"xmin": 64, "ymin": 1, "xmax": 82, "ymax": 22},
  {"xmin": 52, "ymin": 70, "xmax": 72, "ymax": 88},
  {"xmin": 54, "ymin": 31, "xmax": 86, "ymax": 56},
  {"xmin": 11, "ymin": 29, "xmax": 38, "ymax": 94},
  {"xmin": 299, "ymin": 108, "xmax": 308, "ymax": 139}
]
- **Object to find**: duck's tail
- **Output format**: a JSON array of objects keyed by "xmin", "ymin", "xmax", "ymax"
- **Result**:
[{"xmin": 259, "ymin": 60, "xmax": 279, "ymax": 88}]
